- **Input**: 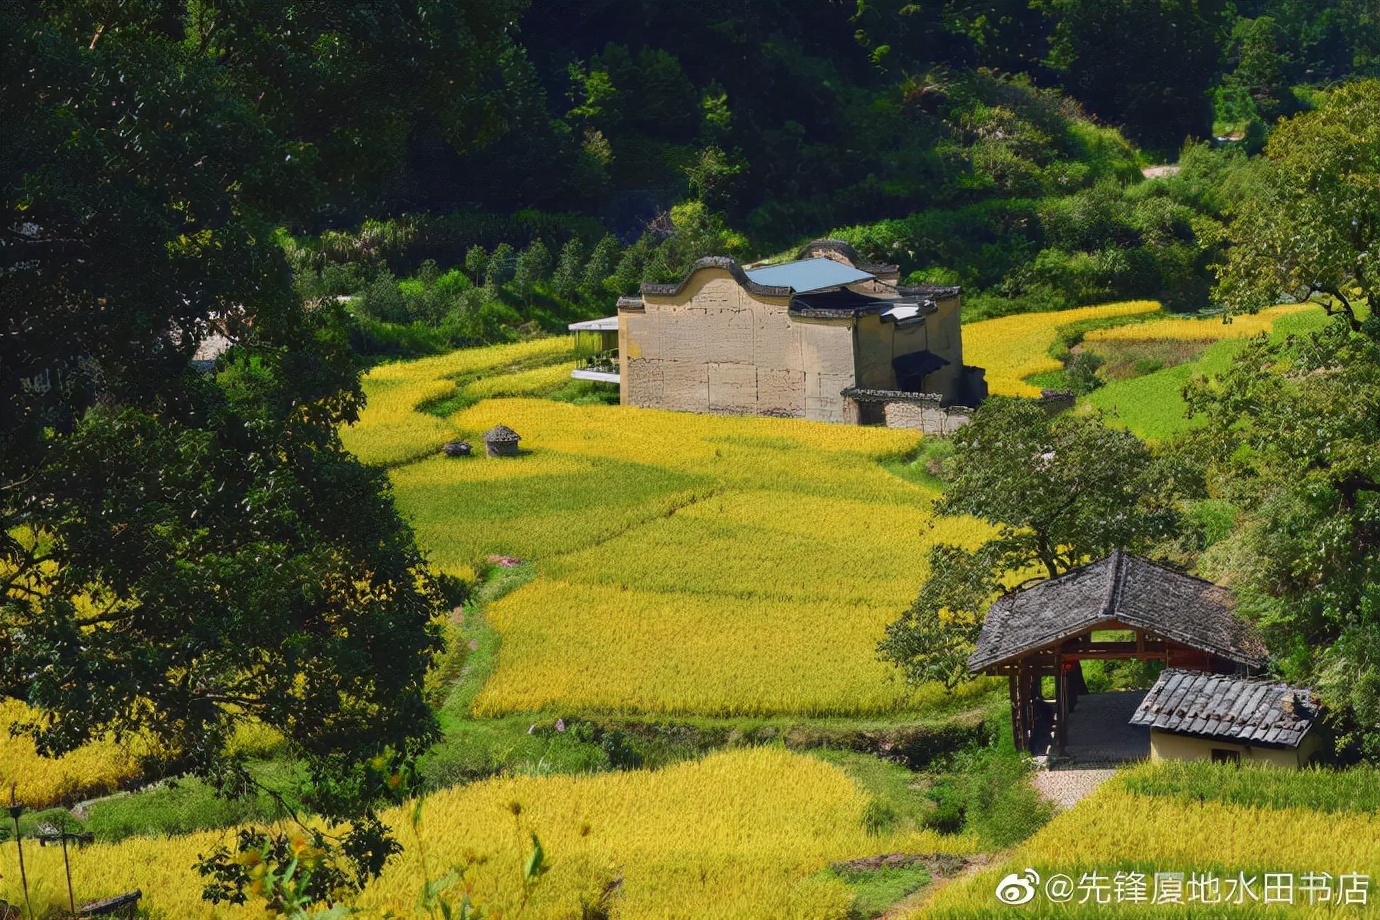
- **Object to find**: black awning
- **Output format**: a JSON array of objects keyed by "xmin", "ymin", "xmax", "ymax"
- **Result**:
[{"xmin": 893, "ymin": 350, "xmax": 950, "ymax": 380}]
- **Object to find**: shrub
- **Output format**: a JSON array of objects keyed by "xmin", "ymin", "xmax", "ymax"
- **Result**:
[
  {"xmin": 1065, "ymin": 349, "xmax": 1104, "ymax": 395},
  {"xmin": 959, "ymin": 750, "xmax": 1053, "ymax": 847},
  {"xmin": 356, "ymin": 271, "xmax": 409, "ymax": 324}
]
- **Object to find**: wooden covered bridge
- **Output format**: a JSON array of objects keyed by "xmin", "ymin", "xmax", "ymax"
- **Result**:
[{"xmin": 967, "ymin": 550, "xmax": 1270, "ymax": 758}]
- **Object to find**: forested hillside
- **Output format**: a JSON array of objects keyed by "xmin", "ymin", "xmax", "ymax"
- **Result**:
[{"xmin": 274, "ymin": 0, "xmax": 1380, "ymax": 354}]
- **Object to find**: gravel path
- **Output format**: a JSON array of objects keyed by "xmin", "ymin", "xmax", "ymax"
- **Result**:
[{"xmin": 1032, "ymin": 766, "xmax": 1118, "ymax": 810}]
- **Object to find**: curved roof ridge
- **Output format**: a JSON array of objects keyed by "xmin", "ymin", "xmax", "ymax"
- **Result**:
[
  {"xmin": 639, "ymin": 256, "xmax": 791, "ymax": 298},
  {"xmin": 795, "ymin": 238, "xmax": 898, "ymax": 275}
]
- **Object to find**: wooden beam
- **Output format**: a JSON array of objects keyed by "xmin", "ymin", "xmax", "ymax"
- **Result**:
[{"xmin": 1064, "ymin": 647, "xmax": 1167, "ymax": 661}]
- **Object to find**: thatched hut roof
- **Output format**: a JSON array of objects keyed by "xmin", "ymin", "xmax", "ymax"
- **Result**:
[
  {"xmin": 483, "ymin": 424, "xmax": 521, "ymax": 443},
  {"xmin": 968, "ymin": 550, "xmax": 1268, "ymax": 672}
]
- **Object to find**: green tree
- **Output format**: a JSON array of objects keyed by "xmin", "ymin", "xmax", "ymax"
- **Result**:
[
  {"xmin": 464, "ymin": 244, "xmax": 490, "ymax": 284},
  {"xmin": 880, "ymin": 397, "xmax": 1180, "ymax": 686},
  {"xmin": 685, "ymin": 145, "xmax": 745, "ymax": 212},
  {"xmin": 581, "ymin": 234, "xmax": 620, "ymax": 299},
  {"xmin": 1224, "ymin": 16, "xmax": 1297, "ymax": 122},
  {"xmin": 1183, "ymin": 320, "xmax": 1380, "ymax": 756},
  {"xmin": 487, "ymin": 242, "xmax": 517, "ymax": 287},
  {"xmin": 0, "ymin": 0, "xmax": 522, "ymax": 890},
  {"xmin": 513, "ymin": 239, "xmax": 553, "ymax": 301},
  {"xmin": 552, "ymin": 237, "xmax": 585, "ymax": 300},
  {"xmin": 640, "ymin": 201, "xmax": 750, "ymax": 284},
  {"xmin": 1213, "ymin": 79, "xmax": 1379, "ymax": 332}
]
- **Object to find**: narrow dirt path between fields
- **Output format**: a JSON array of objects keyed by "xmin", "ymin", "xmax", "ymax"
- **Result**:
[{"xmin": 1032, "ymin": 766, "xmax": 1118, "ymax": 810}]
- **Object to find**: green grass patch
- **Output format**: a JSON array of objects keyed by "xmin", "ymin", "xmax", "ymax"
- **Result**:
[
  {"xmin": 544, "ymin": 378, "xmax": 621, "ymax": 406},
  {"xmin": 808, "ymin": 749, "xmax": 939, "ymax": 835},
  {"xmin": 19, "ymin": 759, "xmax": 308, "ymax": 845},
  {"xmin": 1085, "ymin": 307, "xmax": 1333, "ymax": 441},
  {"xmin": 883, "ymin": 438, "xmax": 953, "ymax": 491},
  {"xmin": 821, "ymin": 863, "xmax": 933, "ymax": 919},
  {"xmin": 1122, "ymin": 759, "xmax": 1380, "ymax": 814}
]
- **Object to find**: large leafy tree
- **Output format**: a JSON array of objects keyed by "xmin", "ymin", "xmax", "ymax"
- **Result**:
[
  {"xmin": 1184, "ymin": 321, "xmax": 1380, "ymax": 756},
  {"xmin": 880, "ymin": 397, "xmax": 1181, "ymax": 686},
  {"xmin": 1, "ymin": 0, "xmax": 520, "ymax": 885},
  {"xmin": 1213, "ymin": 79, "xmax": 1379, "ymax": 332},
  {"xmin": 1181, "ymin": 81, "xmax": 1380, "ymax": 755}
]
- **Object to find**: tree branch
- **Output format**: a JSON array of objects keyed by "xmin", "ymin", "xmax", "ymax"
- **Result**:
[
  {"xmin": 1320, "ymin": 285, "xmax": 1362, "ymax": 332},
  {"xmin": 1337, "ymin": 472, "xmax": 1380, "ymax": 511}
]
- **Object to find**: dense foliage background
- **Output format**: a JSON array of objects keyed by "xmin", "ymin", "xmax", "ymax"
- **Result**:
[{"xmin": 249, "ymin": 0, "xmax": 1380, "ymax": 354}]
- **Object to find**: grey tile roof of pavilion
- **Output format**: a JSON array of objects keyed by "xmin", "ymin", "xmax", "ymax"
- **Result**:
[
  {"xmin": 1130, "ymin": 668, "xmax": 1319, "ymax": 748},
  {"xmin": 967, "ymin": 550, "xmax": 1268, "ymax": 672}
]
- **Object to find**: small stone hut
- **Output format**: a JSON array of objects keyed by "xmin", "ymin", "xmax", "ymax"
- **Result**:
[
  {"xmin": 483, "ymin": 424, "xmax": 521, "ymax": 458},
  {"xmin": 1130, "ymin": 669, "xmax": 1323, "ymax": 767}
]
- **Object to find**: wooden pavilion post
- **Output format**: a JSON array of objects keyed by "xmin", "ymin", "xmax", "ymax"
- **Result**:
[
  {"xmin": 1054, "ymin": 650, "xmax": 1068, "ymax": 756},
  {"xmin": 1008, "ymin": 673, "xmax": 1022, "ymax": 750}
]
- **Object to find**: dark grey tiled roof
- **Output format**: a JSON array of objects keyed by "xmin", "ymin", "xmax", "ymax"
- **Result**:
[
  {"xmin": 1130, "ymin": 668, "xmax": 1319, "ymax": 748},
  {"xmin": 788, "ymin": 288, "xmax": 918, "ymax": 319},
  {"xmin": 839, "ymin": 386, "xmax": 944, "ymax": 405},
  {"xmin": 483, "ymin": 424, "xmax": 520, "ymax": 443},
  {"xmin": 968, "ymin": 550, "xmax": 1268, "ymax": 671},
  {"xmin": 897, "ymin": 283, "xmax": 963, "ymax": 299}
]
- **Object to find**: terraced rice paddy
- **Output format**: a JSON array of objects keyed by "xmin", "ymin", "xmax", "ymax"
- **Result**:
[
  {"xmin": 0, "ymin": 701, "xmax": 143, "ymax": 809},
  {"xmin": 389, "ymin": 397, "xmax": 992, "ymax": 716},
  {"xmin": 962, "ymin": 300, "xmax": 1161, "ymax": 397},
  {"xmin": 2, "ymin": 748, "xmax": 977, "ymax": 919},
  {"xmin": 1086, "ymin": 305, "xmax": 1329, "ymax": 440}
]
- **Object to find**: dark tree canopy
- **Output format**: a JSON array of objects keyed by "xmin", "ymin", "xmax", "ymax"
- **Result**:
[
  {"xmin": 0, "ymin": 0, "xmax": 521, "ymax": 880},
  {"xmin": 1043, "ymin": 0, "xmax": 1229, "ymax": 153},
  {"xmin": 1184, "ymin": 320, "xmax": 1380, "ymax": 756},
  {"xmin": 1213, "ymin": 79, "xmax": 1379, "ymax": 331}
]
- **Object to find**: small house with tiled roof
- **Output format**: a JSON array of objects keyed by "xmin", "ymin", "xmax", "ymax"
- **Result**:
[
  {"xmin": 1131, "ymin": 669, "xmax": 1323, "ymax": 767},
  {"xmin": 571, "ymin": 240, "xmax": 986, "ymax": 426}
]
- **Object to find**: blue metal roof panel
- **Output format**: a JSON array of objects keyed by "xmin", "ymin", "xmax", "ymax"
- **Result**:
[{"xmin": 744, "ymin": 258, "xmax": 874, "ymax": 293}]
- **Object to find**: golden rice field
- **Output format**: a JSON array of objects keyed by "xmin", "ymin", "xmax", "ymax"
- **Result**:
[
  {"xmin": 0, "ymin": 748, "xmax": 977, "ymax": 920},
  {"xmin": 962, "ymin": 300, "xmax": 1161, "ymax": 397},
  {"xmin": 340, "ymin": 337, "xmax": 576, "ymax": 467},
  {"xmin": 383, "ymin": 396, "xmax": 993, "ymax": 717},
  {"xmin": 0, "ymin": 701, "xmax": 141, "ymax": 809},
  {"xmin": 915, "ymin": 773, "xmax": 1380, "ymax": 919},
  {"xmin": 1083, "ymin": 302, "xmax": 1315, "ymax": 344}
]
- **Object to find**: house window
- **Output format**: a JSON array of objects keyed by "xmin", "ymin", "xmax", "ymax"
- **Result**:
[
  {"xmin": 1211, "ymin": 748, "xmax": 1241, "ymax": 766},
  {"xmin": 857, "ymin": 402, "xmax": 885, "ymax": 426}
]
